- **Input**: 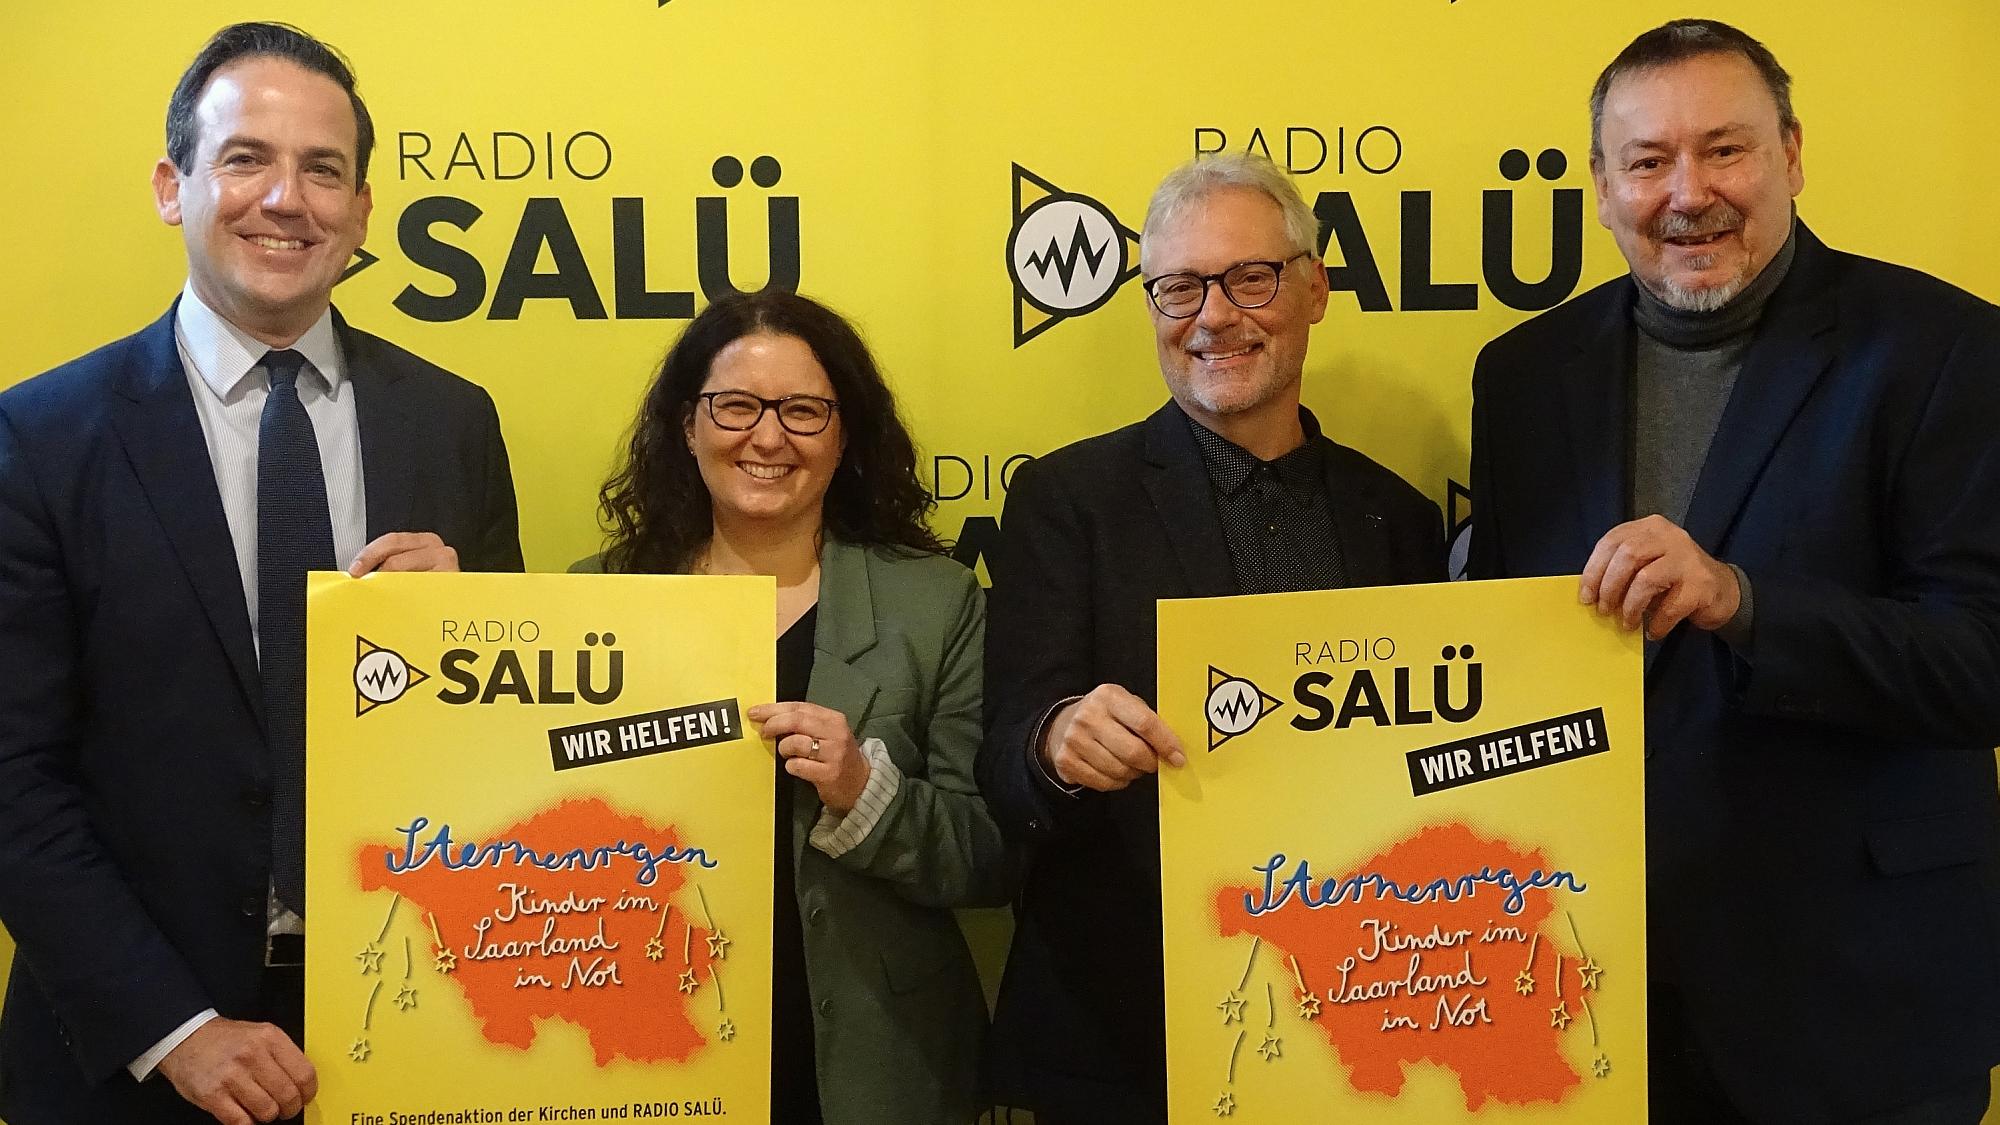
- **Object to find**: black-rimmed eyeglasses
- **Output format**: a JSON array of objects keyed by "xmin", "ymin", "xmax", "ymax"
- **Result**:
[
  {"xmin": 696, "ymin": 391, "xmax": 840, "ymax": 435},
  {"xmin": 1142, "ymin": 252, "xmax": 1312, "ymax": 318}
]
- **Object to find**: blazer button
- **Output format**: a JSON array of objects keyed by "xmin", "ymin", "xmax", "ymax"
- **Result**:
[
  {"xmin": 240, "ymin": 895, "xmax": 264, "ymax": 918},
  {"xmin": 1027, "ymin": 818, "xmax": 1042, "ymax": 832},
  {"xmin": 242, "ymin": 787, "xmax": 269, "ymax": 809},
  {"xmin": 816, "ymin": 997, "xmax": 833, "ymax": 1019},
  {"xmin": 807, "ymin": 906, "xmax": 826, "ymax": 926}
]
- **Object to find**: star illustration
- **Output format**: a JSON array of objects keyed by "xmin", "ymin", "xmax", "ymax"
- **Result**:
[
  {"xmin": 706, "ymin": 930, "xmax": 732, "ymax": 960},
  {"xmin": 1211, "ymin": 1090, "xmax": 1236, "ymax": 1117},
  {"xmin": 432, "ymin": 947, "xmax": 457, "ymax": 975},
  {"xmin": 1256, "ymin": 1033, "xmax": 1282, "ymax": 1062},
  {"xmin": 645, "ymin": 937, "xmax": 665, "ymax": 962},
  {"xmin": 354, "ymin": 943, "xmax": 384, "ymax": 975},
  {"xmin": 1550, "ymin": 1001, "xmax": 1573, "ymax": 1030},
  {"xmin": 678, "ymin": 969, "xmax": 700, "ymax": 995},
  {"xmin": 1592, "ymin": 1053, "xmax": 1613, "ymax": 1079},
  {"xmin": 1577, "ymin": 956, "xmax": 1603, "ymax": 991},
  {"xmin": 1296, "ymin": 992, "xmax": 1322, "ymax": 1020},
  {"xmin": 717, "ymin": 1018, "xmax": 737, "ymax": 1042},
  {"xmin": 1514, "ymin": 969, "xmax": 1536, "ymax": 995},
  {"xmin": 393, "ymin": 985, "xmax": 419, "ymax": 1012},
  {"xmin": 347, "ymin": 1037, "xmax": 371, "ymax": 1062},
  {"xmin": 1216, "ymin": 991, "xmax": 1246, "ymax": 1025}
]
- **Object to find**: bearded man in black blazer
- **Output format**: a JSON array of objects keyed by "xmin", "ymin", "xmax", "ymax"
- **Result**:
[
  {"xmin": 0, "ymin": 23, "xmax": 521, "ymax": 1125},
  {"xmin": 1469, "ymin": 19, "xmax": 2000, "ymax": 1124},
  {"xmin": 978, "ymin": 153, "xmax": 1443, "ymax": 1123}
]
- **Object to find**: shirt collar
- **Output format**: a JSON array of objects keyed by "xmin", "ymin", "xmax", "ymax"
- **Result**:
[
  {"xmin": 175, "ymin": 282, "xmax": 345, "ymax": 403},
  {"xmin": 1183, "ymin": 405, "xmax": 1326, "ymax": 500}
]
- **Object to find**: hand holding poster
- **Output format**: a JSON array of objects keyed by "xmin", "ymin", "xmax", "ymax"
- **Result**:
[
  {"xmin": 306, "ymin": 573, "xmax": 775, "ymax": 1123},
  {"xmin": 1158, "ymin": 577, "xmax": 1644, "ymax": 1121}
]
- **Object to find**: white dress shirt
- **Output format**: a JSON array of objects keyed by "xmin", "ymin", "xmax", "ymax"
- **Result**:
[{"xmin": 174, "ymin": 283, "xmax": 368, "ymax": 636}]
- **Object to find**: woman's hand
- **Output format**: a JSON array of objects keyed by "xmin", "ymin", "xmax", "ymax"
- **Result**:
[{"xmin": 749, "ymin": 702, "xmax": 871, "ymax": 814}]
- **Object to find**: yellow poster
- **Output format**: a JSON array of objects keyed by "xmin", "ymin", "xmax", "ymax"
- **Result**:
[
  {"xmin": 1158, "ymin": 577, "xmax": 1644, "ymax": 1122},
  {"xmin": 305, "ymin": 572, "xmax": 775, "ymax": 1123}
]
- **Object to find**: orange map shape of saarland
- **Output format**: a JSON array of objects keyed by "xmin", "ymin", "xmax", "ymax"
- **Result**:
[
  {"xmin": 357, "ymin": 795, "xmax": 717, "ymax": 1066},
  {"xmin": 1219, "ymin": 822, "xmax": 1585, "ymax": 1109}
]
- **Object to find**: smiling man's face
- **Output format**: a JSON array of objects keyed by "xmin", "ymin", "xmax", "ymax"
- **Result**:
[
  {"xmin": 1592, "ymin": 50, "xmax": 1803, "ymax": 311},
  {"xmin": 154, "ymin": 55, "xmax": 372, "ymax": 346},
  {"xmin": 1145, "ymin": 186, "xmax": 1328, "ymax": 433}
]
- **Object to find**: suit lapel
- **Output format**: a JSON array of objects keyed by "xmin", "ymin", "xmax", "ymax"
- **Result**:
[
  {"xmin": 1680, "ymin": 230, "xmax": 1837, "ymax": 556},
  {"xmin": 798, "ymin": 541, "xmax": 882, "ymax": 863},
  {"xmin": 342, "ymin": 315, "xmax": 415, "ymax": 539},
  {"xmin": 109, "ymin": 306, "xmax": 263, "ymax": 718},
  {"xmin": 1318, "ymin": 438, "xmax": 1388, "ymax": 587},
  {"xmin": 1138, "ymin": 403, "xmax": 1236, "ymax": 597},
  {"xmin": 1557, "ymin": 284, "xmax": 1636, "ymax": 546}
]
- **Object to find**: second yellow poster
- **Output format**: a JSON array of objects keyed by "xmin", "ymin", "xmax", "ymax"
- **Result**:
[{"xmin": 1158, "ymin": 578, "xmax": 1644, "ymax": 1121}]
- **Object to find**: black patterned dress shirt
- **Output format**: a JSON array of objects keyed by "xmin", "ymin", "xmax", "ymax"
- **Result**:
[{"xmin": 1184, "ymin": 408, "xmax": 1348, "ymax": 594}]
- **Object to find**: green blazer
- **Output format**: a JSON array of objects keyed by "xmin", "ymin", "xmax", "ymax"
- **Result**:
[{"xmin": 578, "ymin": 539, "xmax": 1007, "ymax": 1124}]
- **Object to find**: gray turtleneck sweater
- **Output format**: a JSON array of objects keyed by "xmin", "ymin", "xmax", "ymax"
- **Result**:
[{"xmin": 1629, "ymin": 221, "xmax": 1798, "ymax": 649}]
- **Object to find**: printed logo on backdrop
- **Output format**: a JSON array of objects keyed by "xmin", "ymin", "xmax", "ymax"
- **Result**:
[
  {"xmin": 338, "ymin": 133, "xmax": 801, "ymax": 321},
  {"xmin": 1194, "ymin": 126, "xmax": 1586, "ymax": 314},
  {"xmin": 1006, "ymin": 164, "xmax": 1142, "ymax": 347},
  {"xmin": 1005, "ymin": 136, "xmax": 1588, "ymax": 345}
]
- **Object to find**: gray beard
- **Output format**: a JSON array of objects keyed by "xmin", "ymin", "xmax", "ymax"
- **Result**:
[{"xmin": 1654, "ymin": 266, "xmax": 1745, "ymax": 313}]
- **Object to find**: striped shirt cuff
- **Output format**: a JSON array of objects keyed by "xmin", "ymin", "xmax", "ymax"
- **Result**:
[
  {"xmin": 130, "ymin": 1008, "xmax": 218, "ymax": 1081},
  {"xmin": 809, "ymin": 737, "xmax": 902, "ymax": 858}
]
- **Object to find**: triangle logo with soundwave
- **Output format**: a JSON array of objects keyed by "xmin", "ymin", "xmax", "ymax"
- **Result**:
[
  {"xmin": 1204, "ymin": 665, "xmax": 1283, "ymax": 751},
  {"xmin": 354, "ymin": 636, "xmax": 431, "ymax": 716},
  {"xmin": 1006, "ymin": 163, "xmax": 1142, "ymax": 348}
]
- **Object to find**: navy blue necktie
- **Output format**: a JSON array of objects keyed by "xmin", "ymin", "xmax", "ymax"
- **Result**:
[{"xmin": 258, "ymin": 348, "xmax": 335, "ymax": 916}]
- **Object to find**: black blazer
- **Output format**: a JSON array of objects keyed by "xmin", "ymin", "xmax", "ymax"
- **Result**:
[
  {"xmin": 0, "ymin": 305, "xmax": 522, "ymax": 1124},
  {"xmin": 1469, "ymin": 225, "xmax": 2000, "ymax": 1122},
  {"xmin": 978, "ymin": 402, "xmax": 1443, "ymax": 1121}
]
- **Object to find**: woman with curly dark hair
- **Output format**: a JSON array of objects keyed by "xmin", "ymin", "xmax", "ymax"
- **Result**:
[{"xmin": 584, "ymin": 290, "xmax": 1007, "ymax": 1124}]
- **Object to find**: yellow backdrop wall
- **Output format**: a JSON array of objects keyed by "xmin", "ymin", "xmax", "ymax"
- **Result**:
[{"xmin": 2, "ymin": 2, "xmax": 1996, "ymax": 1120}]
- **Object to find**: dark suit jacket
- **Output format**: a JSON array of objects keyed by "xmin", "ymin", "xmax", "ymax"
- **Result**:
[
  {"xmin": 978, "ymin": 402, "xmax": 1443, "ymax": 1121},
  {"xmin": 1469, "ymin": 225, "xmax": 2000, "ymax": 1122},
  {"xmin": 0, "ymin": 305, "xmax": 522, "ymax": 1124}
]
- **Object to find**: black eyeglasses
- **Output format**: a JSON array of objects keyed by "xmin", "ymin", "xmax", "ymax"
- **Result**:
[
  {"xmin": 696, "ymin": 391, "xmax": 840, "ymax": 436},
  {"xmin": 1142, "ymin": 252, "xmax": 1312, "ymax": 318}
]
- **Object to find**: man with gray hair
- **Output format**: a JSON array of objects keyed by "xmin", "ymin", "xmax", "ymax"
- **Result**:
[
  {"xmin": 1470, "ymin": 18, "xmax": 2000, "ymax": 1122},
  {"xmin": 979, "ymin": 152, "xmax": 1442, "ymax": 1122}
]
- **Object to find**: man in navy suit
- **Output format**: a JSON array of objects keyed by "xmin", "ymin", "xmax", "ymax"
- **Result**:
[
  {"xmin": 1470, "ymin": 19, "xmax": 2000, "ymax": 1123},
  {"xmin": 979, "ymin": 154, "xmax": 1443, "ymax": 1123},
  {"xmin": 0, "ymin": 23, "xmax": 521, "ymax": 1125}
]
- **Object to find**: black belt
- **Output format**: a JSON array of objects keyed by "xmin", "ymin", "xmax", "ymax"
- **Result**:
[{"xmin": 265, "ymin": 932, "xmax": 305, "ymax": 968}]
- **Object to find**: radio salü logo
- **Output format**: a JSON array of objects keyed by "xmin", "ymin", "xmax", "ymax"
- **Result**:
[
  {"xmin": 354, "ymin": 636, "xmax": 430, "ymax": 716},
  {"xmin": 1204, "ymin": 666, "xmax": 1283, "ymax": 751},
  {"xmin": 1006, "ymin": 164, "xmax": 1142, "ymax": 347}
]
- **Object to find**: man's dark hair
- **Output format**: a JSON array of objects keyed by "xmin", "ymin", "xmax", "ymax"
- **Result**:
[
  {"xmin": 165, "ymin": 22, "xmax": 375, "ymax": 187},
  {"xmin": 1589, "ymin": 19, "xmax": 1797, "ymax": 163}
]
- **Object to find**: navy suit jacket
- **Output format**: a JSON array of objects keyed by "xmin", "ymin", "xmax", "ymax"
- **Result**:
[
  {"xmin": 978, "ymin": 402, "xmax": 1444, "ymax": 1122},
  {"xmin": 0, "ymin": 305, "xmax": 522, "ymax": 1124},
  {"xmin": 1469, "ymin": 225, "xmax": 2000, "ymax": 1121}
]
